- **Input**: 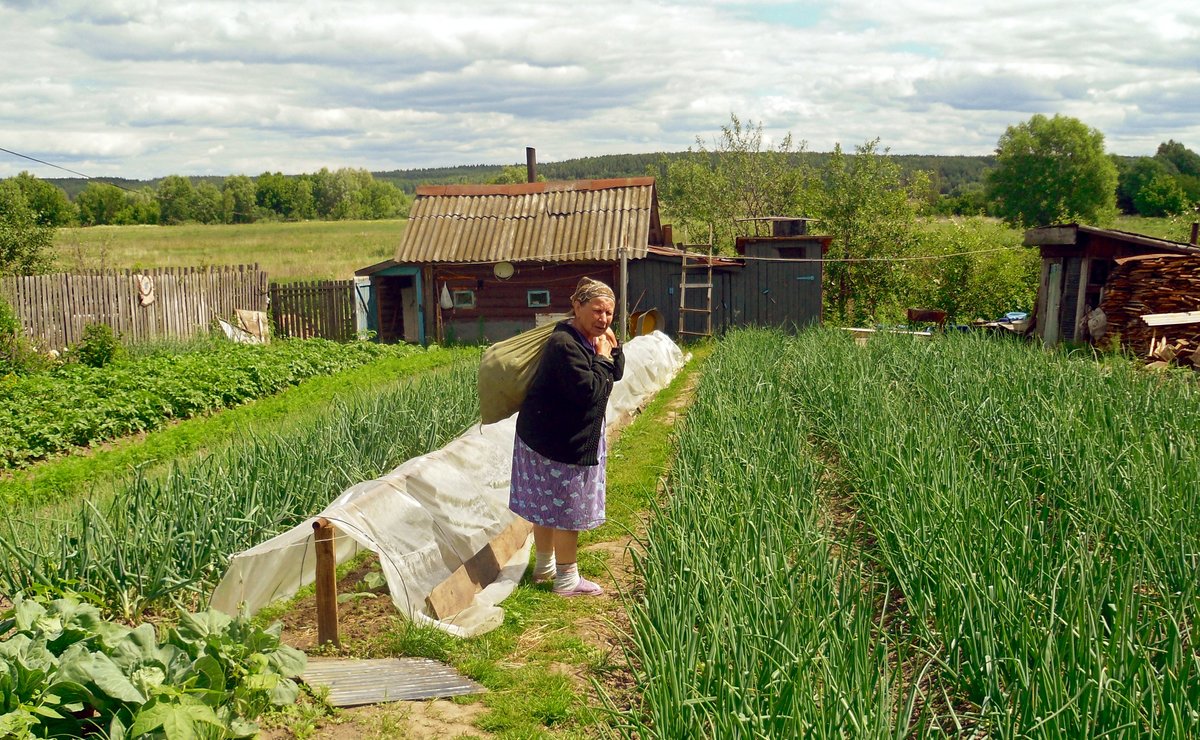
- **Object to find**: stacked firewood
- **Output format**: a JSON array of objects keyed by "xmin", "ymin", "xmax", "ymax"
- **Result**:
[{"xmin": 1098, "ymin": 254, "xmax": 1200, "ymax": 368}]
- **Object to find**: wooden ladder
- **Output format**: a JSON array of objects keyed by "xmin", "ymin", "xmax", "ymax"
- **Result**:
[{"xmin": 678, "ymin": 240, "xmax": 714, "ymax": 339}]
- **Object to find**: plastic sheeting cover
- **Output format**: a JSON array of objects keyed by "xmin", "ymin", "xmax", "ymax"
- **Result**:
[{"xmin": 210, "ymin": 331, "xmax": 686, "ymax": 637}]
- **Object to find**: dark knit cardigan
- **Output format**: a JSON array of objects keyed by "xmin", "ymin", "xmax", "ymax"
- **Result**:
[{"xmin": 515, "ymin": 322, "xmax": 625, "ymax": 466}]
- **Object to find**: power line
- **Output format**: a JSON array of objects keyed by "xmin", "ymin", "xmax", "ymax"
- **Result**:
[{"xmin": 0, "ymin": 145, "xmax": 138, "ymax": 192}]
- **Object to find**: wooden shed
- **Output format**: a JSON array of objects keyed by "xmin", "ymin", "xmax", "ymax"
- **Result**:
[
  {"xmin": 357, "ymin": 177, "xmax": 828, "ymax": 344},
  {"xmin": 1024, "ymin": 224, "xmax": 1200, "ymax": 346}
]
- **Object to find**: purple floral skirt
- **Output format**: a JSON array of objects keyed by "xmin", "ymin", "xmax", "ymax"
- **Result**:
[{"xmin": 509, "ymin": 432, "xmax": 607, "ymax": 531}]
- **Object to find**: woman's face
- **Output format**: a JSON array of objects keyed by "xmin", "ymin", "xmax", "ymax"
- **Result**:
[{"xmin": 572, "ymin": 296, "xmax": 615, "ymax": 339}]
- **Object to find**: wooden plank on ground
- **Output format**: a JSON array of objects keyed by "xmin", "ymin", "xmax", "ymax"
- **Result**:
[{"xmin": 425, "ymin": 519, "xmax": 533, "ymax": 620}]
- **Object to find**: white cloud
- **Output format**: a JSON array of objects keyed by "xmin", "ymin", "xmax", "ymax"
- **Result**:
[{"xmin": 1, "ymin": 0, "xmax": 1198, "ymax": 179}]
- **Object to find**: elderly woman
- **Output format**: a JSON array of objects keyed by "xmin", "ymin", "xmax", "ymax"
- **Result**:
[{"xmin": 509, "ymin": 277, "xmax": 624, "ymax": 597}]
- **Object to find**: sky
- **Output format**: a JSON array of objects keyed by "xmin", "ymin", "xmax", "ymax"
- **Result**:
[{"xmin": 1, "ymin": 0, "xmax": 1198, "ymax": 181}]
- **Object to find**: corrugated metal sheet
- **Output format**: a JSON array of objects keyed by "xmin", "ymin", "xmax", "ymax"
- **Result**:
[
  {"xmin": 397, "ymin": 178, "xmax": 655, "ymax": 263},
  {"xmin": 302, "ymin": 657, "xmax": 484, "ymax": 707}
]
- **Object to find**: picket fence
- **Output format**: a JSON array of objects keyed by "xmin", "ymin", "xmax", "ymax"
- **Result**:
[
  {"xmin": 268, "ymin": 280, "xmax": 357, "ymax": 341},
  {"xmin": 0, "ymin": 265, "xmax": 268, "ymax": 350}
]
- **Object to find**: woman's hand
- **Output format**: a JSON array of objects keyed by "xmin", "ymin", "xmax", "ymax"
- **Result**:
[{"xmin": 594, "ymin": 329, "xmax": 617, "ymax": 358}]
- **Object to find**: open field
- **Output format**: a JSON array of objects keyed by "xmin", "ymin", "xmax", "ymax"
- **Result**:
[{"xmin": 53, "ymin": 219, "xmax": 407, "ymax": 281}]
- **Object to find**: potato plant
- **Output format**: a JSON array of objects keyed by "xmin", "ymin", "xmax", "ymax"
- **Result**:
[
  {"xmin": 0, "ymin": 338, "xmax": 422, "ymax": 470},
  {"xmin": 0, "ymin": 357, "xmax": 479, "ymax": 620}
]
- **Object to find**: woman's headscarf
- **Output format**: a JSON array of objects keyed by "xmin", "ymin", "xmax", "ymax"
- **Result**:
[{"xmin": 570, "ymin": 277, "xmax": 615, "ymax": 306}]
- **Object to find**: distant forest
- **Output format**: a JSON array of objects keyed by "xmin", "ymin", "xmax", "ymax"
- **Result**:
[
  {"xmin": 44, "ymin": 151, "xmax": 999, "ymax": 199},
  {"xmin": 375, "ymin": 151, "xmax": 999, "ymax": 196}
]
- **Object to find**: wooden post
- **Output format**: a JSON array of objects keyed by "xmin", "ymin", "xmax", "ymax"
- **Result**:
[
  {"xmin": 1044, "ymin": 260, "xmax": 1063, "ymax": 346},
  {"xmin": 1073, "ymin": 256, "xmax": 1091, "ymax": 341},
  {"xmin": 313, "ymin": 517, "xmax": 340, "ymax": 648}
]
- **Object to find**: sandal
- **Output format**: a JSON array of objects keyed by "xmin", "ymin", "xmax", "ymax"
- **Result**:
[{"xmin": 554, "ymin": 577, "xmax": 604, "ymax": 597}]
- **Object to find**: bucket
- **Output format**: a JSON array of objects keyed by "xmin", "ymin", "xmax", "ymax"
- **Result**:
[{"xmin": 628, "ymin": 308, "xmax": 664, "ymax": 337}]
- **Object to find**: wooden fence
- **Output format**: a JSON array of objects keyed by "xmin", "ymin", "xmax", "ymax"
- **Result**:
[
  {"xmin": 269, "ymin": 280, "xmax": 356, "ymax": 341},
  {"xmin": 0, "ymin": 265, "xmax": 268, "ymax": 349}
]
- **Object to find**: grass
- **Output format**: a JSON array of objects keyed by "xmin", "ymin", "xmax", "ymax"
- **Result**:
[
  {"xmin": 0, "ymin": 347, "xmax": 472, "ymax": 512},
  {"xmin": 1113, "ymin": 214, "xmax": 1198, "ymax": 243},
  {"xmin": 53, "ymin": 219, "xmax": 407, "ymax": 281},
  {"xmin": 438, "ymin": 346, "xmax": 711, "ymax": 736},
  {"xmin": 582, "ymin": 340, "xmax": 714, "ymax": 548}
]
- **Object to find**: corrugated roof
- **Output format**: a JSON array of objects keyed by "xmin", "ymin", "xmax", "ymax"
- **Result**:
[{"xmin": 396, "ymin": 178, "xmax": 657, "ymax": 263}]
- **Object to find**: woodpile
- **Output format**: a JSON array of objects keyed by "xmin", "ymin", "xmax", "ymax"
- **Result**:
[{"xmin": 1098, "ymin": 254, "xmax": 1200, "ymax": 369}]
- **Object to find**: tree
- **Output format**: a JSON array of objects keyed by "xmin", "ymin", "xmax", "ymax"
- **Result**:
[
  {"xmin": 359, "ymin": 179, "xmax": 408, "ymax": 219},
  {"xmin": 905, "ymin": 218, "xmax": 1038, "ymax": 322},
  {"xmin": 192, "ymin": 182, "xmax": 224, "ymax": 224},
  {"xmin": 309, "ymin": 167, "xmax": 347, "ymax": 219},
  {"xmin": 1155, "ymin": 140, "xmax": 1200, "ymax": 177},
  {"xmin": 0, "ymin": 179, "xmax": 55, "ymax": 276},
  {"xmin": 488, "ymin": 165, "xmax": 543, "ymax": 185},
  {"xmin": 76, "ymin": 182, "xmax": 127, "ymax": 226},
  {"xmin": 1116, "ymin": 157, "xmax": 1160, "ymax": 213},
  {"xmin": 120, "ymin": 187, "xmax": 160, "ymax": 225},
  {"xmin": 659, "ymin": 114, "xmax": 808, "ymax": 252},
  {"xmin": 255, "ymin": 172, "xmax": 314, "ymax": 220},
  {"xmin": 986, "ymin": 114, "xmax": 1118, "ymax": 228},
  {"xmin": 9, "ymin": 172, "xmax": 73, "ymax": 226},
  {"xmin": 1154, "ymin": 140, "xmax": 1200, "ymax": 207},
  {"xmin": 814, "ymin": 139, "xmax": 927, "ymax": 324},
  {"xmin": 156, "ymin": 175, "xmax": 198, "ymax": 224},
  {"xmin": 221, "ymin": 175, "xmax": 257, "ymax": 224},
  {"xmin": 1134, "ymin": 171, "xmax": 1189, "ymax": 217}
]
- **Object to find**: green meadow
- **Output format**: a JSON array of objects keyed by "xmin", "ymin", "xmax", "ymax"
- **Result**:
[{"xmin": 53, "ymin": 218, "xmax": 408, "ymax": 281}]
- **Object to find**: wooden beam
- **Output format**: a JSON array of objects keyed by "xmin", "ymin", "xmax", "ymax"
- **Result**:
[
  {"xmin": 314, "ymin": 518, "xmax": 340, "ymax": 648},
  {"xmin": 1142, "ymin": 311, "xmax": 1200, "ymax": 327},
  {"xmin": 1024, "ymin": 226, "xmax": 1078, "ymax": 246},
  {"xmin": 425, "ymin": 519, "xmax": 534, "ymax": 620}
]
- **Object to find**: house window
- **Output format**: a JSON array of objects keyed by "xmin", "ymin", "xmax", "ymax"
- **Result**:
[
  {"xmin": 527, "ymin": 290, "xmax": 551, "ymax": 308},
  {"xmin": 452, "ymin": 290, "xmax": 476, "ymax": 309}
]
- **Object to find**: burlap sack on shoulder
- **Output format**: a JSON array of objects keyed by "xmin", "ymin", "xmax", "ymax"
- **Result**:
[{"xmin": 477, "ymin": 318, "xmax": 565, "ymax": 424}]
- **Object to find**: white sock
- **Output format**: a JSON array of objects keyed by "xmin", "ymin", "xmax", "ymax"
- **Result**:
[
  {"xmin": 534, "ymin": 551, "xmax": 556, "ymax": 580},
  {"xmin": 554, "ymin": 562, "xmax": 580, "ymax": 592}
]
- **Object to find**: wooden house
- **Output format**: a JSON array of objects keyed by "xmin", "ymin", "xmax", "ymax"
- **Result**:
[
  {"xmin": 1024, "ymin": 224, "xmax": 1200, "ymax": 346},
  {"xmin": 356, "ymin": 177, "xmax": 829, "ymax": 344}
]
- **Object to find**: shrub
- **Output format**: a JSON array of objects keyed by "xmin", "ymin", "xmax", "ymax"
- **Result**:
[
  {"xmin": 0, "ymin": 295, "xmax": 49, "ymax": 376},
  {"xmin": 73, "ymin": 322, "xmax": 123, "ymax": 368}
]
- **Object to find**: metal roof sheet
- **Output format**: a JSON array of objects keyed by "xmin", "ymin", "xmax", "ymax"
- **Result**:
[
  {"xmin": 302, "ymin": 657, "xmax": 484, "ymax": 706},
  {"xmin": 396, "ymin": 178, "xmax": 657, "ymax": 263}
]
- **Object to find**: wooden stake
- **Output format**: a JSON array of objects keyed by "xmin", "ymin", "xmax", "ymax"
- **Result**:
[{"xmin": 313, "ymin": 517, "xmax": 340, "ymax": 648}]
